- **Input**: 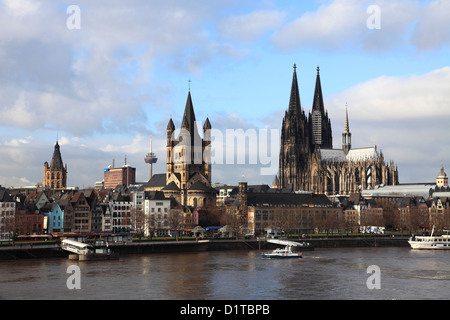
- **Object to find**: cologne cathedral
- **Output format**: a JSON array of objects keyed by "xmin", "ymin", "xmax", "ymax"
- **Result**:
[{"xmin": 276, "ymin": 65, "xmax": 398, "ymax": 195}]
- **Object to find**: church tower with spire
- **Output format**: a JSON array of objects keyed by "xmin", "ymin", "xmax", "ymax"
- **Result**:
[
  {"xmin": 309, "ymin": 66, "xmax": 333, "ymax": 150},
  {"xmin": 164, "ymin": 90, "xmax": 215, "ymax": 207},
  {"xmin": 342, "ymin": 104, "xmax": 352, "ymax": 155},
  {"xmin": 278, "ymin": 64, "xmax": 310, "ymax": 191},
  {"xmin": 43, "ymin": 141, "xmax": 67, "ymax": 190}
]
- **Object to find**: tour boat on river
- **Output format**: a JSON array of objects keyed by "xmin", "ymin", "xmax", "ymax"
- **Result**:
[
  {"xmin": 61, "ymin": 239, "xmax": 119, "ymax": 260},
  {"xmin": 408, "ymin": 226, "xmax": 450, "ymax": 250},
  {"xmin": 261, "ymin": 239, "xmax": 306, "ymax": 259}
]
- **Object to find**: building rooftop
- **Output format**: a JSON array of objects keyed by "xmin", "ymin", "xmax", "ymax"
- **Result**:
[
  {"xmin": 320, "ymin": 146, "xmax": 378, "ymax": 162},
  {"xmin": 246, "ymin": 192, "xmax": 332, "ymax": 207},
  {"xmin": 143, "ymin": 173, "xmax": 166, "ymax": 188}
]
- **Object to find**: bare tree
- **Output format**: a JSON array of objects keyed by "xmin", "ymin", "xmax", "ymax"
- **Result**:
[
  {"xmin": 408, "ymin": 204, "xmax": 429, "ymax": 234},
  {"xmin": 2, "ymin": 215, "xmax": 16, "ymax": 245},
  {"xmin": 444, "ymin": 206, "xmax": 450, "ymax": 230},
  {"xmin": 130, "ymin": 207, "xmax": 146, "ymax": 240},
  {"xmin": 168, "ymin": 208, "xmax": 185, "ymax": 241},
  {"xmin": 147, "ymin": 214, "xmax": 157, "ymax": 239},
  {"xmin": 224, "ymin": 211, "xmax": 247, "ymax": 240}
]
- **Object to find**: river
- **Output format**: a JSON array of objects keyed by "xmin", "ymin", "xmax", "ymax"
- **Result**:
[{"xmin": 1, "ymin": 247, "xmax": 449, "ymax": 300}]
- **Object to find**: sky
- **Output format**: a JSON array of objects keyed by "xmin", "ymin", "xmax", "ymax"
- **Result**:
[{"xmin": 0, "ymin": 0, "xmax": 449, "ymax": 188}]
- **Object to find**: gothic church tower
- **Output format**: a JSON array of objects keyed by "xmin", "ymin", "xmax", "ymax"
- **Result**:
[
  {"xmin": 278, "ymin": 64, "xmax": 310, "ymax": 191},
  {"xmin": 165, "ymin": 90, "xmax": 214, "ymax": 207},
  {"xmin": 309, "ymin": 66, "xmax": 332, "ymax": 150},
  {"xmin": 43, "ymin": 141, "xmax": 67, "ymax": 190}
]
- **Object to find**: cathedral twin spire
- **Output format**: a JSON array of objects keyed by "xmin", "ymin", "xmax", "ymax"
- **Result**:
[
  {"xmin": 286, "ymin": 64, "xmax": 332, "ymax": 150},
  {"xmin": 288, "ymin": 64, "xmax": 302, "ymax": 114},
  {"xmin": 312, "ymin": 66, "xmax": 325, "ymax": 115}
]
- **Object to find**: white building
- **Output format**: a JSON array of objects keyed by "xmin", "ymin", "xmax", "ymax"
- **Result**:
[
  {"xmin": 106, "ymin": 193, "xmax": 132, "ymax": 233},
  {"xmin": 0, "ymin": 188, "xmax": 16, "ymax": 241},
  {"xmin": 143, "ymin": 191, "xmax": 171, "ymax": 237}
]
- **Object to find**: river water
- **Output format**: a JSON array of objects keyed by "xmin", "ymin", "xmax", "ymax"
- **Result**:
[{"xmin": 1, "ymin": 247, "xmax": 449, "ymax": 300}]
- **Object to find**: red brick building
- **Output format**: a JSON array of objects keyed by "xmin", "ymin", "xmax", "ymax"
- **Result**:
[{"xmin": 15, "ymin": 213, "xmax": 44, "ymax": 236}]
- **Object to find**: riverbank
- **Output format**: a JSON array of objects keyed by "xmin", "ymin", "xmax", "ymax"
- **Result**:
[{"xmin": 0, "ymin": 237, "xmax": 410, "ymax": 260}]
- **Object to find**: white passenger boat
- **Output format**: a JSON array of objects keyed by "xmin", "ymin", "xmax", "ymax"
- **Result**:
[
  {"xmin": 61, "ymin": 239, "xmax": 119, "ymax": 260},
  {"xmin": 261, "ymin": 239, "xmax": 304, "ymax": 259},
  {"xmin": 408, "ymin": 226, "xmax": 450, "ymax": 250}
]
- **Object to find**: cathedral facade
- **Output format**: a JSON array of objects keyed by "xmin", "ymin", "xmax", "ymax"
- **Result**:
[{"xmin": 277, "ymin": 65, "xmax": 398, "ymax": 195}]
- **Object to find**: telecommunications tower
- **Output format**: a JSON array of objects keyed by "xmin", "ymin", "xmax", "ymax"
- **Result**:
[{"xmin": 144, "ymin": 133, "xmax": 158, "ymax": 180}]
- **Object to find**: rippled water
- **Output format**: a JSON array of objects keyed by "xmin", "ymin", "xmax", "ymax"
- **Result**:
[{"xmin": 1, "ymin": 247, "xmax": 449, "ymax": 300}]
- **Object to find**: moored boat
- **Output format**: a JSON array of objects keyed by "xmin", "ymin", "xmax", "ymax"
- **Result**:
[
  {"xmin": 408, "ymin": 226, "xmax": 450, "ymax": 250},
  {"xmin": 62, "ymin": 239, "xmax": 119, "ymax": 260}
]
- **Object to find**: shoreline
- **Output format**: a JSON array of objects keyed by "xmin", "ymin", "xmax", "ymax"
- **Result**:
[{"xmin": 0, "ymin": 237, "xmax": 410, "ymax": 261}]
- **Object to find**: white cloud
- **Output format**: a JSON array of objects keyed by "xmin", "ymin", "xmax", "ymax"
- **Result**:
[
  {"xmin": 0, "ymin": 176, "xmax": 32, "ymax": 188},
  {"xmin": 3, "ymin": 0, "xmax": 41, "ymax": 17},
  {"xmin": 2, "ymin": 137, "xmax": 31, "ymax": 147},
  {"xmin": 0, "ymin": 1, "xmax": 243, "ymax": 137},
  {"xmin": 58, "ymin": 136, "xmax": 71, "ymax": 146},
  {"xmin": 328, "ymin": 66, "xmax": 450, "ymax": 121},
  {"xmin": 100, "ymin": 134, "xmax": 148, "ymax": 155},
  {"xmin": 325, "ymin": 66, "xmax": 450, "ymax": 183},
  {"xmin": 273, "ymin": 0, "xmax": 368, "ymax": 51},
  {"xmin": 363, "ymin": 0, "xmax": 420, "ymax": 52},
  {"xmin": 272, "ymin": 0, "xmax": 421, "ymax": 52},
  {"xmin": 410, "ymin": 0, "xmax": 450, "ymax": 51},
  {"xmin": 217, "ymin": 10, "xmax": 284, "ymax": 43}
]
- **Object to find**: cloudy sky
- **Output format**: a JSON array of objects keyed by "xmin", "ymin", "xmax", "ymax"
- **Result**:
[{"xmin": 0, "ymin": 0, "xmax": 449, "ymax": 188}]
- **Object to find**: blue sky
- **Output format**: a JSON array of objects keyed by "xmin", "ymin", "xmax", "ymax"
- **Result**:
[{"xmin": 0, "ymin": 0, "xmax": 449, "ymax": 188}]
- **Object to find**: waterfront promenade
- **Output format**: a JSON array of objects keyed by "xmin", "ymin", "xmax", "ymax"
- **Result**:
[{"xmin": 0, "ymin": 236, "xmax": 409, "ymax": 260}]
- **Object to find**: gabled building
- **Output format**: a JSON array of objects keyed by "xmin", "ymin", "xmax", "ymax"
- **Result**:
[
  {"xmin": 105, "ymin": 191, "xmax": 132, "ymax": 233},
  {"xmin": 58, "ymin": 197, "xmax": 74, "ymax": 232},
  {"xmin": 42, "ymin": 203, "xmax": 64, "ymax": 233},
  {"xmin": 71, "ymin": 191, "xmax": 91, "ymax": 232},
  {"xmin": 25, "ymin": 191, "xmax": 49, "ymax": 210}
]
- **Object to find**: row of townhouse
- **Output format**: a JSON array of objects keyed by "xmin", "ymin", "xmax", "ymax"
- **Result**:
[{"xmin": 0, "ymin": 185, "xmax": 182, "ymax": 240}]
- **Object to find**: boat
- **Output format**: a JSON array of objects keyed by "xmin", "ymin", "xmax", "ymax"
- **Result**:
[
  {"xmin": 61, "ymin": 239, "xmax": 119, "ymax": 260},
  {"xmin": 261, "ymin": 239, "xmax": 305, "ymax": 259},
  {"xmin": 408, "ymin": 226, "xmax": 450, "ymax": 250}
]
